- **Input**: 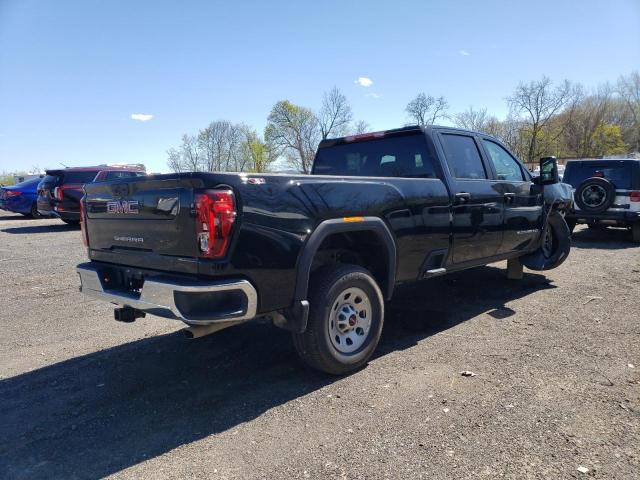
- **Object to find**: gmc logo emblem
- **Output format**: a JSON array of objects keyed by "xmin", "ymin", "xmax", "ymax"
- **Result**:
[{"xmin": 107, "ymin": 200, "xmax": 140, "ymax": 214}]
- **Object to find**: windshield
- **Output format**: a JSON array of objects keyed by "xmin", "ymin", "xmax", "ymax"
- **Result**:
[
  {"xmin": 13, "ymin": 178, "xmax": 42, "ymax": 188},
  {"xmin": 62, "ymin": 171, "xmax": 100, "ymax": 184}
]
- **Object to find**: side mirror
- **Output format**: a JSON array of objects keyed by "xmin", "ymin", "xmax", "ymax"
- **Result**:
[{"xmin": 539, "ymin": 156, "xmax": 559, "ymax": 185}]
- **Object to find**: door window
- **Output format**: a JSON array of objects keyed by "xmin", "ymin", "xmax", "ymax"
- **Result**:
[
  {"xmin": 441, "ymin": 134, "xmax": 487, "ymax": 179},
  {"xmin": 483, "ymin": 140, "xmax": 525, "ymax": 181}
]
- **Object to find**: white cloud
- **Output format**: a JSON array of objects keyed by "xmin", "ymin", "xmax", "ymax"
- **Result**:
[
  {"xmin": 130, "ymin": 113, "xmax": 154, "ymax": 122},
  {"xmin": 458, "ymin": 49, "xmax": 470, "ymax": 56},
  {"xmin": 354, "ymin": 77, "xmax": 373, "ymax": 87},
  {"xmin": 365, "ymin": 92, "xmax": 382, "ymax": 99}
]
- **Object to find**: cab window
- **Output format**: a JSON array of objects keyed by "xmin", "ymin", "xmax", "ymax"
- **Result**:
[
  {"xmin": 482, "ymin": 140, "xmax": 525, "ymax": 181},
  {"xmin": 441, "ymin": 134, "xmax": 487, "ymax": 179}
]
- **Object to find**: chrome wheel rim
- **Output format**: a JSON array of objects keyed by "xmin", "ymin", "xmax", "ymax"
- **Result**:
[
  {"xmin": 328, "ymin": 287, "xmax": 372, "ymax": 354},
  {"xmin": 581, "ymin": 185, "xmax": 606, "ymax": 208}
]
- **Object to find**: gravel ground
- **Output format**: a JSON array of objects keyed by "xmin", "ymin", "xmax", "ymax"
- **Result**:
[{"xmin": 0, "ymin": 209, "xmax": 638, "ymax": 479}]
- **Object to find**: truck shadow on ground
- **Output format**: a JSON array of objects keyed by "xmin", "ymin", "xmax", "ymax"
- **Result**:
[
  {"xmin": 0, "ymin": 266, "xmax": 554, "ymax": 479},
  {"xmin": 1, "ymin": 223, "xmax": 79, "ymax": 234},
  {"xmin": 0, "ymin": 214, "xmax": 28, "ymax": 221},
  {"xmin": 571, "ymin": 225, "xmax": 637, "ymax": 250}
]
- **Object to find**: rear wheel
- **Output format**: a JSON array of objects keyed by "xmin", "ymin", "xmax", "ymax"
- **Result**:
[
  {"xmin": 632, "ymin": 222, "xmax": 640, "ymax": 243},
  {"xmin": 292, "ymin": 264, "xmax": 384, "ymax": 375},
  {"xmin": 30, "ymin": 202, "xmax": 41, "ymax": 219}
]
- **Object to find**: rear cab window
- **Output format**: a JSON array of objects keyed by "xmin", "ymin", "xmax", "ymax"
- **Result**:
[
  {"xmin": 313, "ymin": 134, "xmax": 438, "ymax": 178},
  {"xmin": 564, "ymin": 162, "xmax": 634, "ymax": 190}
]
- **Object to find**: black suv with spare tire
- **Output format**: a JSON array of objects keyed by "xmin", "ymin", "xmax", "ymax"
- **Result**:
[{"xmin": 563, "ymin": 159, "xmax": 640, "ymax": 242}]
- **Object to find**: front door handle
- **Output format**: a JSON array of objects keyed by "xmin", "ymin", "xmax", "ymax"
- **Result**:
[
  {"xmin": 455, "ymin": 192, "xmax": 471, "ymax": 204},
  {"xmin": 504, "ymin": 192, "xmax": 516, "ymax": 204}
]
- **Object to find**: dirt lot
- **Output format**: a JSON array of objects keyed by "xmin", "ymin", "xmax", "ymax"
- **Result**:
[{"xmin": 0, "ymin": 209, "xmax": 638, "ymax": 479}]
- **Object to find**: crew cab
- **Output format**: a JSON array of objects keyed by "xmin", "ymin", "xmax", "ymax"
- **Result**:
[
  {"xmin": 38, "ymin": 165, "xmax": 146, "ymax": 224},
  {"xmin": 76, "ymin": 126, "xmax": 572, "ymax": 374}
]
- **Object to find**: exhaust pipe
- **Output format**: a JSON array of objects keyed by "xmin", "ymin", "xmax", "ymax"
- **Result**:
[{"xmin": 183, "ymin": 321, "xmax": 243, "ymax": 339}]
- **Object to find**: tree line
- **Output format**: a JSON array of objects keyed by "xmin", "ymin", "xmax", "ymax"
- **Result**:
[{"xmin": 167, "ymin": 71, "xmax": 640, "ymax": 172}]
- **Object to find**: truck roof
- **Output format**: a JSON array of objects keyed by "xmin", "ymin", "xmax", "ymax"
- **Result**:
[
  {"xmin": 45, "ymin": 164, "xmax": 145, "ymax": 175},
  {"xmin": 318, "ymin": 124, "xmax": 489, "ymax": 149}
]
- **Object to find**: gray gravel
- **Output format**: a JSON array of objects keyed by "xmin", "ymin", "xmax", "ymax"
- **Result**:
[{"xmin": 0, "ymin": 210, "xmax": 639, "ymax": 479}]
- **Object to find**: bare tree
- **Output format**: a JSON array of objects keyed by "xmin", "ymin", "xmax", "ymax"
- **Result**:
[
  {"xmin": 352, "ymin": 120, "xmax": 370, "ymax": 135},
  {"xmin": 319, "ymin": 87, "xmax": 353, "ymax": 139},
  {"xmin": 180, "ymin": 134, "xmax": 201, "ymax": 171},
  {"xmin": 167, "ymin": 147, "xmax": 184, "ymax": 173},
  {"xmin": 265, "ymin": 100, "xmax": 320, "ymax": 173},
  {"xmin": 507, "ymin": 76, "xmax": 576, "ymax": 164},
  {"xmin": 617, "ymin": 71, "xmax": 640, "ymax": 151},
  {"xmin": 405, "ymin": 93, "xmax": 449, "ymax": 127},
  {"xmin": 453, "ymin": 106, "xmax": 491, "ymax": 132}
]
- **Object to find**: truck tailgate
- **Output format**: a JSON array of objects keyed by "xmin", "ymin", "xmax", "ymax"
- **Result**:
[{"xmin": 84, "ymin": 176, "xmax": 203, "ymax": 259}]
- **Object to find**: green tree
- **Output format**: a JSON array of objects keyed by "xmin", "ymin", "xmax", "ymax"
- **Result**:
[
  {"xmin": 265, "ymin": 100, "xmax": 320, "ymax": 173},
  {"xmin": 590, "ymin": 123, "xmax": 626, "ymax": 156}
]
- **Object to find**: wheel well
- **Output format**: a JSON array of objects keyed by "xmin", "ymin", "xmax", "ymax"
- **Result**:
[{"xmin": 310, "ymin": 230, "xmax": 390, "ymax": 295}]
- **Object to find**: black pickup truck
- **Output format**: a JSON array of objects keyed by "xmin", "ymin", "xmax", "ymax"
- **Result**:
[{"xmin": 77, "ymin": 126, "xmax": 572, "ymax": 374}]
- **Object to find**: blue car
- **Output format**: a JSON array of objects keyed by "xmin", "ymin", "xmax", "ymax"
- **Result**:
[{"xmin": 0, "ymin": 177, "xmax": 43, "ymax": 217}]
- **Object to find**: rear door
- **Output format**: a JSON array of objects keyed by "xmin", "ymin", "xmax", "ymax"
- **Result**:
[
  {"xmin": 437, "ymin": 130, "xmax": 504, "ymax": 264},
  {"xmin": 479, "ymin": 137, "xmax": 543, "ymax": 254}
]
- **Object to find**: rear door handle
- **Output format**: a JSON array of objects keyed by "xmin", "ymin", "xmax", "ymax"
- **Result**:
[
  {"xmin": 504, "ymin": 192, "xmax": 516, "ymax": 204},
  {"xmin": 454, "ymin": 192, "xmax": 471, "ymax": 204}
]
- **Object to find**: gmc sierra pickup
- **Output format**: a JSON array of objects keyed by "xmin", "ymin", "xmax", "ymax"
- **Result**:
[{"xmin": 77, "ymin": 126, "xmax": 572, "ymax": 374}]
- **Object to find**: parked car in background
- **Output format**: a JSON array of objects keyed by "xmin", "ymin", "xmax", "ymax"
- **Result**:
[
  {"xmin": 563, "ymin": 159, "xmax": 640, "ymax": 242},
  {"xmin": 37, "ymin": 165, "xmax": 146, "ymax": 224},
  {"xmin": 0, "ymin": 177, "xmax": 44, "ymax": 217}
]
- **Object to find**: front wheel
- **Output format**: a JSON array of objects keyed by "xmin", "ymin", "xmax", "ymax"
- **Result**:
[
  {"xmin": 292, "ymin": 264, "xmax": 384, "ymax": 375},
  {"xmin": 520, "ymin": 211, "xmax": 571, "ymax": 271}
]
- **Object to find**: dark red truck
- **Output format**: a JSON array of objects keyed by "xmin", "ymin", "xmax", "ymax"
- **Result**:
[{"xmin": 37, "ymin": 165, "xmax": 146, "ymax": 224}]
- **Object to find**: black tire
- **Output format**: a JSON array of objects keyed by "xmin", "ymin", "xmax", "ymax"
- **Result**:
[
  {"xmin": 61, "ymin": 218, "xmax": 80, "ymax": 226},
  {"xmin": 30, "ymin": 202, "xmax": 41, "ymax": 219},
  {"xmin": 575, "ymin": 177, "xmax": 615, "ymax": 213},
  {"xmin": 292, "ymin": 264, "xmax": 384, "ymax": 375},
  {"xmin": 632, "ymin": 222, "xmax": 640, "ymax": 243},
  {"xmin": 520, "ymin": 211, "xmax": 571, "ymax": 271}
]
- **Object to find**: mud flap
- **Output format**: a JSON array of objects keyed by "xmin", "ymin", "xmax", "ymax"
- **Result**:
[{"xmin": 520, "ymin": 211, "xmax": 571, "ymax": 271}]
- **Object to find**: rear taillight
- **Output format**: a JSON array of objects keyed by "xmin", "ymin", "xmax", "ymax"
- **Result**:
[
  {"xmin": 80, "ymin": 198, "xmax": 88, "ymax": 247},
  {"xmin": 6, "ymin": 191, "xmax": 22, "ymax": 197},
  {"xmin": 194, "ymin": 190, "xmax": 236, "ymax": 258},
  {"xmin": 631, "ymin": 191, "xmax": 640, "ymax": 202},
  {"xmin": 54, "ymin": 186, "xmax": 64, "ymax": 201}
]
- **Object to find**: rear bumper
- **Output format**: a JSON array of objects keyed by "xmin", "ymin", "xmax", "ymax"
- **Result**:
[
  {"xmin": 566, "ymin": 209, "xmax": 640, "ymax": 225},
  {"xmin": 76, "ymin": 262, "xmax": 258, "ymax": 325}
]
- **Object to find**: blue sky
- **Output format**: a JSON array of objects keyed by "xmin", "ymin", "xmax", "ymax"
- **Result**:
[{"xmin": 0, "ymin": 0, "xmax": 639, "ymax": 173}]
